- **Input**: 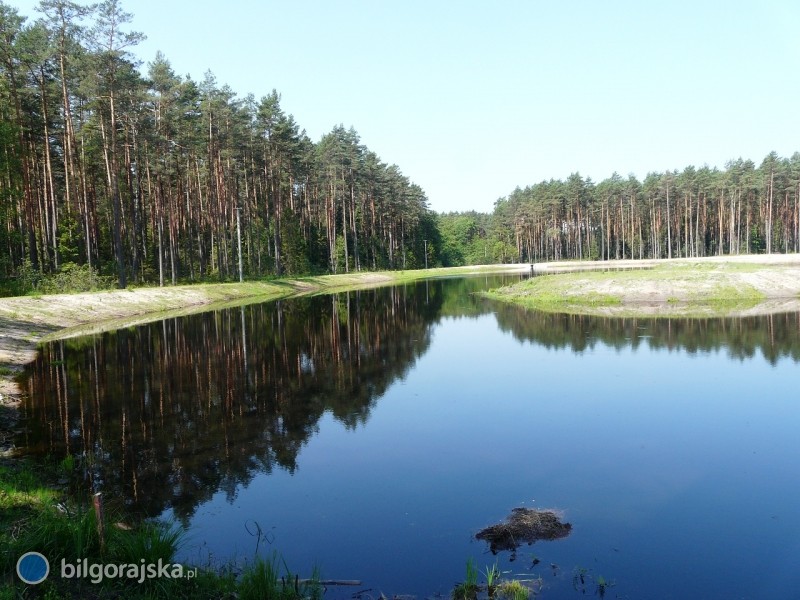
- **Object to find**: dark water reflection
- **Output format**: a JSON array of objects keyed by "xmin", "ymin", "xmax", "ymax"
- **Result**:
[
  {"xmin": 18, "ymin": 279, "xmax": 800, "ymax": 520},
  {"xmin": 492, "ymin": 304, "xmax": 800, "ymax": 363},
  {"xmin": 18, "ymin": 281, "xmax": 449, "ymax": 519},
  {"xmin": 16, "ymin": 276, "xmax": 800, "ymax": 598}
]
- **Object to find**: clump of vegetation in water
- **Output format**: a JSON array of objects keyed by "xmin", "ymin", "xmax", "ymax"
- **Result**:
[
  {"xmin": 572, "ymin": 566, "xmax": 616, "ymax": 598},
  {"xmin": 238, "ymin": 552, "xmax": 322, "ymax": 600},
  {"xmin": 451, "ymin": 559, "xmax": 540, "ymax": 600},
  {"xmin": 496, "ymin": 579, "xmax": 532, "ymax": 600},
  {"xmin": 595, "ymin": 574, "xmax": 615, "ymax": 598},
  {"xmin": 451, "ymin": 558, "xmax": 480, "ymax": 600},
  {"xmin": 476, "ymin": 508, "xmax": 572, "ymax": 557},
  {"xmin": 483, "ymin": 562, "xmax": 499, "ymax": 597}
]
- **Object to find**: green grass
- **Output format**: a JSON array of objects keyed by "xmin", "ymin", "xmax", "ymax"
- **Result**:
[
  {"xmin": 0, "ymin": 462, "xmax": 60, "ymax": 538},
  {"xmin": 449, "ymin": 559, "xmax": 536, "ymax": 600},
  {"xmin": 0, "ymin": 459, "xmax": 321, "ymax": 599},
  {"xmin": 238, "ymin": 553, "xmax": 321, "ymax": 600},
  {"xmin": 483, "ymin": 283, "xmax": 621, "ymax": 312},
  {"xmin": 702, "ymin": 284, "xmax": 765, "ymax": 304},
  {"xmin": 451, "ymin": 558, "xmax": 480, "ymax": 600},
  {"xmin": 483, "ymin": 562, "xmax": 499, "ymax": 593},
  {"xmin": 496, "ymin": 580, "xmax": 530, "ymax": 600}
]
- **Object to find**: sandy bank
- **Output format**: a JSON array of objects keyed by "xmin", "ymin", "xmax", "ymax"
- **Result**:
[{"xmin": 489, "ymin": 254, "xmax": 800, "ymax": 318}]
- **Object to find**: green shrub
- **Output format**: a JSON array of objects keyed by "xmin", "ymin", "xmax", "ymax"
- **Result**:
[
  {"xmin": 1, "ymin": 261, "xmax": 115, "ymax": 296},
  {"xmin": 36, "ymin": 263, "xmax": 115, "ymax": 294}
]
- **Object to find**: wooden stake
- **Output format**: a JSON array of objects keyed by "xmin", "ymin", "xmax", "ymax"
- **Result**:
[{"xmin": 93, "ymin": 492, "xmax": 105, "ymax": 553}]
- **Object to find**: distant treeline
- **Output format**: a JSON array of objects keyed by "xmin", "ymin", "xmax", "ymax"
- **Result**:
[
  {"xmin": 438, "ymin": 153, "xmax": 800, "ymax": 265},
  {"xmin": 0, "ymin": 0, "xmax": 434, "ymax": 291}
]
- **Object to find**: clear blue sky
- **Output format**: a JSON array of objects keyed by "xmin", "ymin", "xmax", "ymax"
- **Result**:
[{"xmin": 9, "ymin": 0, "xmax": 800, "ymax": 213}]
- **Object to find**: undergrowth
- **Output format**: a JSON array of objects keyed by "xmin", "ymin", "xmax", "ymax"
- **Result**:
[{"xmin": 0, "ymin": 459, "xmax": 319, "ymax": 599}]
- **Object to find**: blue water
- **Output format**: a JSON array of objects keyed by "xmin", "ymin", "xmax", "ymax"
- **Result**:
[
  {"xmin": 21, "ymin": 277, "xmax": 800, "ymax": 599},
  {"xmin": 174, "ymin": 310, "xmax": 800, "ymax": 598}
]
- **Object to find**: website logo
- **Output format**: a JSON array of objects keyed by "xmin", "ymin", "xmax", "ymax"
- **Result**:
[{"xmin": 16, "ymin": 552, "xmax": 50, "ymax": 585}]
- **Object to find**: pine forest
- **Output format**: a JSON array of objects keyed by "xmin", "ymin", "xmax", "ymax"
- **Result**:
[{"xmin": 1, "ymin": 0, "xmax": 799, "ymax": 294}]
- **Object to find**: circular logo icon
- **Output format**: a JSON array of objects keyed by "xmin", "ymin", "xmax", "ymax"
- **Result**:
[{"xmin": 16, "ymin": 552, "xmax": 50, "ymax": 585}]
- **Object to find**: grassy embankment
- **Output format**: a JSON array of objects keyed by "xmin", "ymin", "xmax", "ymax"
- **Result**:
[{"xmin": 485, "ymin": 257, "xmax": 800, "ymax": 318}]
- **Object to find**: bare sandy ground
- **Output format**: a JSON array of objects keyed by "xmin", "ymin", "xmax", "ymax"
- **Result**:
[
  {"xmin": 534, "ymin": 252, "xmax": 800, "ymax": 274},
  {"xmin": 517, "ymin": 254, "xmax": 800, "ymax": 317},
  {"xmin": 0, "ymin": 284, "xmax": 293, "ymax": 380}
]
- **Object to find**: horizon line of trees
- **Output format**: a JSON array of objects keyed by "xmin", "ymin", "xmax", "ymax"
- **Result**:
[
  {"xmin": 441, "ymin": 152, "xmax": 800, "ymax": 265},
  {"xmin": 0, "ymin": 0, "xmax": 435, "ymax": 292}
]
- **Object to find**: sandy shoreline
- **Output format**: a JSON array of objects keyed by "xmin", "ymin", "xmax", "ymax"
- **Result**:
[
  {"xmin": 3, "ymin": 256, "xmax": 798, "ymax": 390},
  {"xmin": 534, "ymin": 253, "xmax": 800, "ymax": 270},
  {"xmin": 494, "ymin": 254, "xmax": 800, "ymax": 317}
]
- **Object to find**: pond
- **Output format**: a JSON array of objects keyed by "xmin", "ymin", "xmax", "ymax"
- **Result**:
[{"xmin": 17, "ymin": 275, "xmax": 800, "ymax": 599}]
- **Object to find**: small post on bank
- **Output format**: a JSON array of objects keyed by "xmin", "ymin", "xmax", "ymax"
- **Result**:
[{"xmin": 93, "ymin": 492, "xmax": 105, "ymax": 552}]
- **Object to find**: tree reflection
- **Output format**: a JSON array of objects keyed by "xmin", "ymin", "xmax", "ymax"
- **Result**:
[
  {"xmin": 491, "ymin": 304, "xmax": 800, "ymax": 364},
  {"xmin": 18, "ymin": 275, "xmax": 798, "ymax": 524},
  {"xmin": 18, "ymin": 284, "xmax": 443, "ymax": 521}
]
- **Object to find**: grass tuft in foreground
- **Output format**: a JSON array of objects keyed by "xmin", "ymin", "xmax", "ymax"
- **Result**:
[
  {"xmin": 0, "ymin": 459, "xmax": 320, "ymax": 599},
  {"xmin": 450, "ymin": 558, "xmax": 541, "ymax": 600},
  {"xmin": 238, "ymin": 553, "xmax": 321, "ymax": 600},
  {"xmin": 496, "ymin": 579, "xmax": 531, "ymax": 600},
  {"xmin": 451, "ymin": 558, "xmax": 479, "ymax": 600}
]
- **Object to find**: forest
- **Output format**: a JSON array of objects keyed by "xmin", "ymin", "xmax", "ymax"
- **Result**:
[
  {"xmin": 0, "ymin": 0, "xmax": 435, "ymax": 292},
  {"xmin": 439, "ymin": 153, "xmax": 800, "ymax": 266},
  {"xmin": 1, "ymin": 0, "xmax": 799, "ymax": 295}
]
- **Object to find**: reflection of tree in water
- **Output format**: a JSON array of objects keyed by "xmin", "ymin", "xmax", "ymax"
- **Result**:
[
  {"xmin": 435, "ymin": 274, "xmax": 524, "ymax": 319},
  {"xmin": 491, "ymin": 304, "xmax": 800, "ymax": 364},
  {"xmin": 18, "ymin": 284, "xmax": 443, "ymax": 522}
]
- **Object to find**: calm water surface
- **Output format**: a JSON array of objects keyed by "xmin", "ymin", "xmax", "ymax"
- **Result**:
[{"xmin": 18, "ymin": 275, "xmax": 800, "ymax": 599}]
